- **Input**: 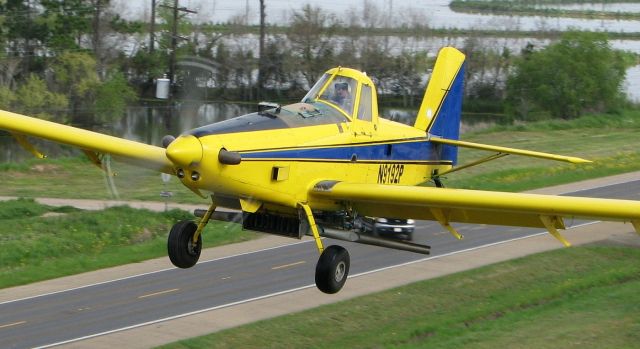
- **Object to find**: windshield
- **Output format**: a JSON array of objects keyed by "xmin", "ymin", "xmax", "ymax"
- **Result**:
[
  {"xmin": 302, "ymin": 73, "xmax": 331, "ymax": 103},
  {"xmin": 188, "ymin": 102, "xmax": 347, "ymax": 137},
  {"xmin": 302, "ymin": 73, "xmax": 358, "ymax": 118}
]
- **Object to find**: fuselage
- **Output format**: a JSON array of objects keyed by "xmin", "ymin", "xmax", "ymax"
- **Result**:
[
  {"xmin": 167, "ymin": 102, "xmax": 452, "ymax": 215},
  {"xmin": 165, "ymin": 66, "xmax": 458, "ymax": 216}
]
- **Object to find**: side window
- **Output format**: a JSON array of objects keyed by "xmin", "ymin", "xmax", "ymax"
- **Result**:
[{"xmin": 357, "ymin": 84, "xmax": 372, "ymax": 122}]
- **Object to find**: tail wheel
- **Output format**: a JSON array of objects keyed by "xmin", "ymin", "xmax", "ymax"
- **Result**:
[
  {"xmin": 168, "ymin": 220, "xmax": 201, "ymax": 268},
  {"xmin": 315, "ymin": 245, "xmax": 350, "ymax": 294}
]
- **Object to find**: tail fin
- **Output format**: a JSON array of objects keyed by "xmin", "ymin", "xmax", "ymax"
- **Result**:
[{"xmin": 414, "ymin": 47, "xmax": 466, "ymax": 164}]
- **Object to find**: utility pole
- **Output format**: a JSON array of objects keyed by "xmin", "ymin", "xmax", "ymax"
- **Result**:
[
  {"xmin": 150, "ymin": 0, "xmax": 156, "ymax": 52},
  {"xmin": 169, "ymin": 0, "xmax": 178, "ymax": 87},
  {"xmin": 245, "ymin": 0, "xmax": 249, "ymax": 25},
  {"xmin": 24, "ymin": 0, "xmax": 33, "ymax": 75},
  {"xmin": 92, "ymin": 0, "xmax": 104, "ymax": 79},
  {"xmin": 257, "ymin": 0, "xmax": 266, "ymax": 100},
  {"xmin": 169, "ymin": 0, "xmax": 178, "ymax": 85},
  {"xmin": 159, "ymin": 0, "xmax": 196, "ymax": 98}
]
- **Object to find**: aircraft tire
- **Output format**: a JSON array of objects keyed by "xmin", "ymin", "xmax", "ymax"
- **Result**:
[
  {"xmin": 167, "ymin": 220, "xmax": 201, "ymax": 268},
  {"xmin": 315, "ymin": 245, "xmax": 350, "ymax": 294}
]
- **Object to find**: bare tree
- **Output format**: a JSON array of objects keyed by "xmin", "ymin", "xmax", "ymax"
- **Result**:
[{"xmin": 286, "ymin": 5, "xmax": 339, "ymax": 87}]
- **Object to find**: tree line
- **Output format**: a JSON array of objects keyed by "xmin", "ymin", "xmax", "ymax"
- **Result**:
[
  {"xmin": 0, "ymin": 0, "xmax": 633, "ymax": 126},
  {"xmin": 450, "ymin": 0, "xmax": 640, "ymax": 21}
]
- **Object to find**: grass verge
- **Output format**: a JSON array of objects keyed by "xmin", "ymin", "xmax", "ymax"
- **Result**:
[
  {"xmin": 160, "ymin": 245, "xmax": 640, "ymax": 349},
  {"xmin": 0, "ymin": 156, "xmax": 199, "ymax": 203},
  {"xmin": 0, "ymin": 199, "xmax": 255, "ymax": 289}
]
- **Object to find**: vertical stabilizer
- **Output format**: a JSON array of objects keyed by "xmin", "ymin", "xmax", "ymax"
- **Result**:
[
  {"xmin": 415, "ymin": 47, "xmax": 466, "ymax": 132},
  {"xmin": 414, "ymin": 47, "xmax": 466, "ymax": 164}
]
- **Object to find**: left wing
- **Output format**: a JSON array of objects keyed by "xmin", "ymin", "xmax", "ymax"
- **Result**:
[
  {"xmin": 310, "ymin": 181, "xmax": 640, "ymax": 246},
  {"xmin": 0, "ymin": 109, "xmax": 172, "ymax": 173}
]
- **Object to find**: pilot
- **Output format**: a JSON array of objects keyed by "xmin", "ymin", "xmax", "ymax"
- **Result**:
[{"xmin": 332, "ymin": 82, "xmax": 352, "ymax": 112}]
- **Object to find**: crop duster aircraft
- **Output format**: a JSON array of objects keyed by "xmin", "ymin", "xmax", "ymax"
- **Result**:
[{"xmin": 2, "ymin": 47, "xmax": 640, "ymax": 294}]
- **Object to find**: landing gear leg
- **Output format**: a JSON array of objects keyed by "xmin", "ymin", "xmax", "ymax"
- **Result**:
[
  {"xmin": 299, "ymin": 203, "xmax": 351, "ymax": 294},
  {"xmin": 167, "ymin": 200, "xmax": 216, "ymax": 268},
  {"xmin": 432, "ymin": 170, "xmax": 445, "ymax": 188}
]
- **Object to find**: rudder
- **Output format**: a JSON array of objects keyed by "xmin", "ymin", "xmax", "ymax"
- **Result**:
[{"xmin": 414, "ymin": 47, "xmax": 466, "ymax": 164}]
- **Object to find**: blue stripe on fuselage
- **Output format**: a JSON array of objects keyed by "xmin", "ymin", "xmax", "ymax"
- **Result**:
[{"xmin": 240, "ymin": 140, "xmax": 445, "ymax": 162}]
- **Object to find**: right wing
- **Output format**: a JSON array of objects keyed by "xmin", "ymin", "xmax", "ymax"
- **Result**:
[
  {"xmin": 310, "ymin": 181, "xmax": 640, "ymax": 245},
  {"xmin": 0, "ymin": 109, "xmax": 173, "ymax": 173}
]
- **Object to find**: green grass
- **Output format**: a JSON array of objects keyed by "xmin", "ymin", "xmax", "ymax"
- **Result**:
[
  {"xmin": 0, "ymin": 199, "xmax": 256, "ymax": 289},
  {"xmin": 0, "ymin": 155, "xmax": 200, "ymax": 202},
  {"xmin": 160, "ymin": 245, "xmax": 640, "ymax": 349}
]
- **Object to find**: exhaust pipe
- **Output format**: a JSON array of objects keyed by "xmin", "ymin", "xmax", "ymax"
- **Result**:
[{"xmin": 320, "ymin": 228, "xmax": 430, "ymax": 255}]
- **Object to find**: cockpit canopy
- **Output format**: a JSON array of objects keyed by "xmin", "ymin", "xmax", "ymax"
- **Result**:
[
  {"xmin": 187, "ymin": 67, "xmax": 378, "ymax": 138},
  {"xmin": 302, "ymin": 67, "xmax": 378, "ymax": 123}
]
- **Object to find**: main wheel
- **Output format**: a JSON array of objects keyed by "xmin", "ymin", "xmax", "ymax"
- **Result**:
[
  {"xmin": 167, "ymin": 220, "xmax": 201, "ymax": 268},
  {"xmin": 315, "ymin": 245, "xmax": 350, "ymax": 294}
]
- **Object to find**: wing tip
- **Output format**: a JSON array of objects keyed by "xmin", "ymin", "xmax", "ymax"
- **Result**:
[{"xmin": 569, "ymin": 157, "xmax": 592, "ymax": 164}]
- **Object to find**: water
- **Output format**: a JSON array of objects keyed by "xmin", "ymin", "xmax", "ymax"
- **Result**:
[
  {"xmin": 113, "ymin": 0, "xmax": 640, "ymax": 32},
  {"xmin": 110, "ymin": 1, "xmax": 640, "ymax": 100},
  {"xmin": 199, "ymin": 33, "xmax": 639, "ymax": 101},
  {"xmin": 624, "ymin": 65, "xmax": 640, "ymax": 102}
]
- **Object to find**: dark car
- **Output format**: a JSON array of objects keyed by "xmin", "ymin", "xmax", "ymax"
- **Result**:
[{"xmin": 360, "ymin": 217, "xmax": 415, "ymax": 241}]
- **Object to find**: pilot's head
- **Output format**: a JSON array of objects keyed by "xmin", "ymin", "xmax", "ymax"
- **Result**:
[
  {"xmin": 334, "ymin": 83, "xmax": 349, "ymax": 100},
  {"xmin": 335, "ymin": 82, "xmax": 349, "ymax": 93}
]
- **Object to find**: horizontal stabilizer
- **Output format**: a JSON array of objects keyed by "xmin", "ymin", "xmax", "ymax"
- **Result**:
[{"xmin": 430, "ymin": 137, "xmax": 591, "ymax": 164}]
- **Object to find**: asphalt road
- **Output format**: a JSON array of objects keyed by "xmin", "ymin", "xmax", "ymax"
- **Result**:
[{"xmin": 1, "ymin": 180, "xmax": 640, "ymax": 348}]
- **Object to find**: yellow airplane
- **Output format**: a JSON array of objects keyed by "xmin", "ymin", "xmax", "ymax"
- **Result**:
[{"xmin": 1, "ymin": 47, "xmax": 640, "ymax": 294}]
